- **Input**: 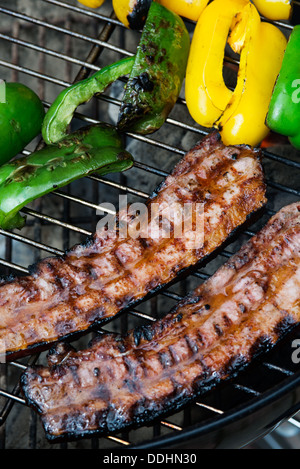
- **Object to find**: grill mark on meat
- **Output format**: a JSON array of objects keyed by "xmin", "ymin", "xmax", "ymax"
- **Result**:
[
  {"xmin": 214, "ymin": 323, "xmax": 223, "ymax": 337},
  {"xmin": 0, "ymin": 132, "xmax": 266, "ymax": 359},
  {"xmin": 185, "ymin": 334, "xmax": 199, "ymax": 354},
  {"xmin": 158, "ymin": 350, "xmax": 173, "ymax": 368},
  {"xmin": 20, "ymin": 202, "xmax": 300, "ymax": 441}
]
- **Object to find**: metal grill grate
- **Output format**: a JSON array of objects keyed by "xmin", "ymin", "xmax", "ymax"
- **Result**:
[{"xmin": 0, "ymin": 0, "xmax": 300, "ymax": 449}]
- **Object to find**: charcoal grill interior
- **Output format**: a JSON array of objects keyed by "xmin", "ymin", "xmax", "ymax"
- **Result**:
[{"xmin": 0, "ymin": 0, "xmax": 300, "ymax": 449}]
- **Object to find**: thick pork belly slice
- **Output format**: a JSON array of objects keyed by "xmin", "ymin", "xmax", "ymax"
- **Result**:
[
  {"xmin": 0, "ymin": 131, "xmax": 266, "ymax": 358},
  {"xmin": 21, "ymin": 202, "xmax": 300, "ymax": 441}
]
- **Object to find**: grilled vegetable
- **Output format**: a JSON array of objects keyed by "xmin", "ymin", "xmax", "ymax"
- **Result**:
[
  {"xmin": 186, "ymin": 0, "xmax": 247, "ymax": 128},
  {"xmin": 0, "ymin": 131, "xmax": 266, "ymax": 360},
  {"xmin": 157, "ymin": 0, "xmax": 209, "ymax": 22},
  {"xmin": 216, "ymin": 6, "xmax": 287, "ymax": 146},
  {"xmin": 0, "ymin": 124, "xmax": 133, "ymax": 231},
  {"xmin": 117, "ymin": 1, "xmax": 190, "ymax": 134},
  {"xmin": 185, "ymin": 0, "xmax": 287, "ymax": 147},
  {"xmin": 113, "ymin": 0, "xmax": 209, "ymax": 28},
  {"xmin": 0, "ymin": 82, "xmax": 45, "ymax": 165},
  {"xmin": 267, "ymin": 25, "xmax": 300, "ymax": 150},
  {"xmin": 42, "ymin": 56, "xmax": 134, "ymax": 145},
  {"xmin": 43, "ymin": 3, "xmax": 189, "ymax": 141},
  {"xmin": 20, "ymin": 200, "xmax": 300, "ymax": 442},
  {"xmin": 252, "ymin": 0, "xmax": 292, "ymax": 20},
  {"xmin": 113, "ymin": 0, "xmax": 152, "ymax": 29},
  {"xmin": 77, "ymin": 0, "xmax": 106, "ymax": 7}
]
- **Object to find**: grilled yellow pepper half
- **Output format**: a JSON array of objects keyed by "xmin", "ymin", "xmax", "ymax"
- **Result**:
[
  {"xmin": 252, "ymin": 0, "xmax": 292, "ymax": 20},
  {"xmin": 157, "ymin": 0, "xmax": 209, "ymax": 22},
  {"xmin": 113, "ymin": 0, "xmax": 209, "ymax": 29},
  {"xmin": 185, "ymin": 0, "xmax": 287, "ymax": 147},
  {"xmin": 77, "ymin": 0, "xmax": 106, "ymax": 8},
  {"xmin": 186, "ymin": 0, "xmax": 248, "ymax": 128}
]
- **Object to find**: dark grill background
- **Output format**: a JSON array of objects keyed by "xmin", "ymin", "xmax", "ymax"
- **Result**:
[{"xmin": 0, "ymin": 0, "xmax": 300, "ymax": 449}]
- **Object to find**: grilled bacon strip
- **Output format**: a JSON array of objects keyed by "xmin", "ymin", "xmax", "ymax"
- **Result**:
[
  {"xmin": 21, "ymin": 202, "xmax": 300, "ymax": 441},
  {"xmin": 0, "ymin": 132, "xmax": 266, "ymax": 359}
]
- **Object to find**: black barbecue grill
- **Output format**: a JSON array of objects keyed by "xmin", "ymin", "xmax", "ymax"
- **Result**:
[{"xmin": 0, "ymin": 0, "xmax": 300, "ymax": 450}]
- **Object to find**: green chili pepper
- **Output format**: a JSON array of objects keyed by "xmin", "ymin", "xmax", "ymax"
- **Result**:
[
  {"xmin": 0, "ymin": 82, "xmax": 45, "ymax": 165},
  {"xmin": 0, "ymin": 123, "xmax": 133, "ymax": 231},
  {"xmin": 117, "ymin": 1, "xmax": 190, "ymax": 135},
  {"xmin": 267, "ymin": 25, "xmax": 300, "ymax": 150},
  {"xmin": 42, "ymin": 56, "xmax": 135, "ymax": 145}
]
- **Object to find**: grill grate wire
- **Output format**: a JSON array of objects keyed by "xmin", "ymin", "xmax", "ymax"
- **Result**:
[{"xmin": 0, "ymin": 0, "xmax": 299, "ymax": 449}]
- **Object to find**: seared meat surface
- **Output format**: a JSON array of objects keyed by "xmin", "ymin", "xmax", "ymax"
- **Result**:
[
  {"xmin": 0, "ymin": 132, "xmax": 266, "ymax": 358},
  {"xmin": 21, "ymin": 202, "xmax": 300, "ymax": 441}
]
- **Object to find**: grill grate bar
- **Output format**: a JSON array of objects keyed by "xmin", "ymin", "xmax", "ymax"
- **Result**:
[
  {"xmin": 233, "ymin": 385, "xmax": 261, "ymax": 397},
  {"xmin": 21, "ymin": 207, "xmax": 92, "ymax": 236},
  {"xmin": 0, "ymin": 59, "xmax": 69, "ymax": 87},
  {"xmin": 262, "ymin": 363, "xmax": 295, "ymax": 376},
  {"xmin": 0, "ymin": 260, "xmax": 28, "ymax": 274},
  {"xmin": 0, "ymin": 32, "xmax": 101, "ymax": 72},
  {"xmin": 0, "ymin": 390, "xmax": 26, "ymax": 406},
  {"xmin": 0, "ymin": 229, "xmax": 64, "ymax": 257},
  {"xmin": 42, "ymin": 0, "xmax": 124, "ymax": 26},
  {"xmin": 0, "ymin": 6, "xmax": 133, "ymax": 58}
]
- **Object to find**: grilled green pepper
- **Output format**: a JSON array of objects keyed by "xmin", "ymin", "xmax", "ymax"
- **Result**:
[
  {"xmin": 0, "ymin": 124, "xmax": 133, "ymax": 230},
  {"xmin": 42, "ymin": 56, "xmax": 135, "ymax": 145},
  {"xmin": 117, "ymin": 1, "xmax": 190, "ymax": 135},
  {"xmin": 267, "ymin": 25, "xmax": 300, "ymax": 150},
  {"xmin": 0, "ymin": 82, "xmax": 45, "ymax": 165}
]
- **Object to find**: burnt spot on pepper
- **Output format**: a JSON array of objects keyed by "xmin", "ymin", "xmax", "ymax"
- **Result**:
[
  {"xmin": 130, "ymin": 73, "xmax": 155, "ymax": 93},
  {"xmin": 7, "ymin": 164, "xmax": 41, "ymax": 184},
  {"xmin": 158, "ymin": 18, "xmax": 170, "ymax": 30},
  {"xmin": 46, "ymin": 157, "xmax": 68, "ymax": 171},
  {"xmin": 73, "ymin": 143, "xmax": 92, "ymax": 154},
  {"xmin": 145, "ymin": 55, "xmax": 155, "ymax": 65},
  {"xmin": 117, "ymin": 151, "xmax": 131, "ymax": 161},
  {"xmin": 119, "ymin": 102, "xmax": 144, "ymax": 121},
  {"xmin": 127, "ymin": 0, "xmax": 151, "ymax": 30}
]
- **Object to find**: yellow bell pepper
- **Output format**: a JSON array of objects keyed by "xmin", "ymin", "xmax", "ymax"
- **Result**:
[
  {"xmin": 113, "ymin": 0, "xmax": 208, "ymax": 29},
  {"xmin": 156, "ymin": 0, "xmax": 209, "ymax": 22},
  {"xmin": 252, "ymin": 0, "xmax": 292, "ymax": 21},
  {"xmin": 112, "ymin": 0, "xmax": 151, "ymax": 29},
  {"xmin": 217, "ymin": 17, "xmax": 287, "ymax": 146},
  {"xmin": 185, "ymin": 0, "xmax": 249, "ymax": 128},
  {"xmin": 185, "ymin": 0, "xmax": 287, "ymax": 147},
  {"xmin": 77, "ymin": 0, "xmax": 106, "ymax": 7}
]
